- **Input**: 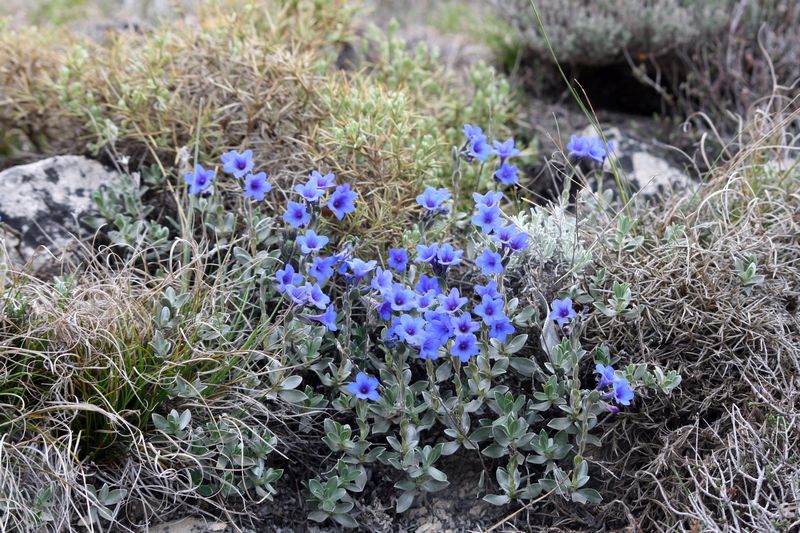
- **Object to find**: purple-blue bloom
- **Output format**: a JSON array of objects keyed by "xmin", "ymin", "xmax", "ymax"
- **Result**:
[
  {"xmin": 450, "ymin": 333, "xmax": 479, "ymax": 362},
  {"xmin": 492, "ymin": 138, "xmax": 521, "ymax": 160},
  {"xmin": 415, "ymin": 274, "xmax": 441, "ymax": 295},
  {"xmin": 388, "ymin": 283, "xmax": 417, "ymax": 312},
  {"xmin": 347, "ymin": 258, "xmax": 377, "ymax": 280},
  {"xmin": 418, "ymin": 332, "xmax": 442, "ymax": 360},
  {"xmin": 275, "ymin": 263, "xmax": 303, "ymax": 293},
  {"xmin": 310, "ymin": 170, "xmax": 336, "ymax": 190},
  {"xmin": 425, "ymin": 310, "xmax": 455, "ymax": 344},
  {"xmin": 221, "ymin": 149, "xmax": 254, "ymax": 178},
  {"xmin": 283, "ymin": 201, "xmax": 311, "ymax": 228},
  {"xmin": 370, "ymin": 267, "xmax": 393, "ymax": 294},
  {"xmin": 438, "ymin": 288, "xmax": 468, "ymax": 314},
  {"xmin": 285, "ymin": 284, "xmax": 309, "ymax": 306},
  {"xmin": 305, "ymin": 282, "xmax": 331, "ymax": 310},
  {"xmin": 566, "ymin": 135, "xmax": 609, "ymax": 163},
  {"xmin": 327, "ymin": 184, "xmax": 357, "ymax": 220},
  {"xmin": 347, "ymin": 372, "xmax": 380, "ymax": 401},
  {"xmin": 475, "ymin": 280, "xmax": 501, "ymax": 299},
  {"xmin": 549, "ymin": 297, "xmax": 577, "ymax": 326},
  {"xmin": 309, "ymin": 255, "xmax": 336, "ymax": 283},
  {"xmin": 244, "ymin": 172, "xmax": 271, "ymax": 201},
  {"xmin": 469, "ymin": 136, "xmax": 491, "ymax": 162},
  {"xmin": 436, "ymin": 243, "xmax": 463, "ymax": 266},
  {"xmin": 508, "ymin": 231, "xmax": 529, "ymax": 253},
  {"xmin": 295, "ymin": 175, "xmax": 324, "ymax": 203},
  {"xmin": 416, "ymin": 289, "xmax": 438, "ymax": 311},
  {"xmin": 308, "ymin": 304, "xmax": 338, "ymax": 332},
  {"xmin": 596, "ymin": 364, "xmax": 616, "ymax": 389},
  {"xmin": 463, "ymin": 124, "xmax": 484, "ymax": 142},
  {"xmin": 387, "ymin": 248, "xmax": 408, "ymax": 272},
  {"xmin": 475, "ymin": 295, "xmax": 505, "ymax": 325},
  {"xmin": 184, "ymin": 164, "xmax": 216, "ymax": 195},
  {"xmin": 611, "ymin": 377, "xmax": 635, "ymax": 406},
  {"xmin": 451, "ymin": 313, "xmax": 479, "ymax": 335},
  {"xmin": 472, "ymin": 204, "xmax": 503, "ymax": 234},
  {"xmin": 494, "ymin": 162, "xmax": 519, "ymax": 186},
  {"xmin": 489, "ymin": 316, "xmax": 515, "ymax": 343},
  {"xmin": 296, "ymin": 230, "xmax": 329, "ymax": 255},
  {"xmin": 398, "ymin": 314, "xmax": 426, "ymax": 346},
  {"xmin": 416, "ymin": 187, "xmax": 451, "ymax": 212},
  {"xmin": 473, "ymin": 190, "xmax": 504, "ymax": 208},
  {"xmin": 376, "ymin": 300, "xmax": 392, "ymax": 321},
  {"xmin": 415, "ymin": 243, "xmax": 439, "ymax": 264},
  {"xmin": 476, "ymin": 249, "xmax": 504, "ymax": 275}
]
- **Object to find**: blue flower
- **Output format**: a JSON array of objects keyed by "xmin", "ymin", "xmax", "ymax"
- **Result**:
[
  {"xmin": 469, "ymin": 136, "xmax": 491, "ymax": 162},
  {"xmin": 184, "ymin": 164, "xmax": 216, "ymax": 195},
  {"xmin": 473, "ymin": 190, "xmax": 504, "ymax": 208},
  {"xmin": 387, "ymin": 248, "xmax": 409, "ymax": 272},
  {"xmin": 285, "ymin": 284, "xmax": 309, "ymax": 306},
  {"xmin": 275, "ymin": 264, "xmax": 303, "ymax": 293},
  {"xmin": 416, "ymin": 187, "xmax": 451, "ymax": 212},
  {"xmin": 296, "ymin": 230, "xmax": 329, "ymax": 255},
  {"xmin": 376, "ymin": 300, "xmax": 392, "ymax": 321},
  {"xmin": 508, "ymin": 231, "xmax": 529, "ymax": 253},
  {"xmin": 244, "ymin": 172, "xmax": 271, "ymax": 200},
  {"xmin": 283, "ymin": 201, "xmax": 311, "ymax": 228},
  {"xmin": 475, "ymin": 280, "xmax": 501, "ymax": 299},
  {"xmin": 463, "ymin": 124, "xmax": 484, "ymax": 142},
  {"xmin": 437, "ymin": 288, "xmax": 468, "ymax": 314},
  {"xmin": 489, "ymin": 316, "xmax": 515, "ymax": 343},
  {"xmin": 472, "ymin": 204, "xmax": 503, "ymax": 234},
  {"xmin": 425, "ymin": 310, "xmax": 455, "ymax": 344},
  {"xmin": 418, "ymin": 332, "xmax": 442, "ymax": 360},
  {"xmin": 310, "ymin": 170, "xmax": 336, "ymax": 191},
  {"xmin": 494, "ymin": 162, "xmax": 519, "ymax": 186},
  {"xmin": 305, "ymin": 283, "xmax": 331, "ymax": 310},
  {"xmin": 566, "ymin": 135, "xmax": 609, "ymax": 163},
  {"xmin": 492, "ymin": 225, "xmax": 515, "ymax": 246},
  {"xmin": 308, "ymin": 304, "xmax": 338, "ymax": 332},
  {"xmin": 549, "ymin": 297, "xmax": 576, "ymax": 326},
  {"xmin": 492, "ymin": 138, "xmax": 520, "ymax": 160},
  {"xmin": 450, "ymin": 334, "xmax": 479, "ymax": 362},
  {"xmin": 347, "ymin": 372, "xmax": 380, "ymax": 401},
  {"xmin": 398, "ymin": 314, "xmax": 426, "ymax": 345},
  {"xmin": 346, "ymin": 258, "xmax": 377, "ymax": 281},
  {"xmin": 436, "ymin": 243, "xmax": 463, "ymax": 267},
  {"xmin": 415, "ymin": 274, "xmax": 441, "ymax": 295},
  {"xmin": 309, "ymin": 255, "xmax": 336, "ymax": 283},
  {"xmin": 611, "ymin": 377, "xmax": 635, "ymax": 406},
  {"xmin": 476, "ymin": 249, "xmax": 504, "ymax": 275},
  {"xmin": 327, "ymin": 184, "xmax": 357, "ymax": 219},
  {"xmin": 221, "ymin": 149, "xmax": 254, "ymax": 178},
  {"xmin": 475, "ymin": 295, "xmax": 505, "ymax": 325},
  {"xmin": 451, "ymin": 312, "xmax": 479, "ymax": 335},
  {"xmin": 415, "ymin": 289, "xmax": 438, "ymax": 311},
  {"xmin": 295, "ymin": 174, "xmax": 324, "ymax": 203},
  {"xmin": 388, "ymin": 283, "xmax": 417, "ymax": 312},
  {"xmin": 370, "ymin": 267, "xmax": 393, "ymax": 294},
  {"xmin": 596, "ymin": 364, "xmax": 616, "ymax": 389},
  {"xmin": 415, "ymin": 243, "xmax": 439, "ymax": 264}
]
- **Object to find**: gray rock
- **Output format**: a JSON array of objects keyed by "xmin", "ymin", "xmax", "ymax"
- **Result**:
[
  {"xmin": 0, "ymin": 156, "xmax": 116, "ymax": 271},
  {"xmin": 579, "ymin": 126, "xmax": 695, "ymax": 201}
]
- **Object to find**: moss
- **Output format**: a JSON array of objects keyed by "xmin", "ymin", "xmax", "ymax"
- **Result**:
[{"xmin": 0, "ymin": 0, "xmax": 517, "ymax": 252}]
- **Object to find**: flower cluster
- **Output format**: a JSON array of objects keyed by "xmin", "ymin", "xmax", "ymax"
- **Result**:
[
  {"xmin": 184, "ymin": 149, "xmax": 274, "ymax": 199},
  {"xmin": 461, "ymin": 124, "xmax": 522, "ymax": 186},
  {"xmin": 565, "ymin": 135, "xmax": 612, "ymax": 164}
]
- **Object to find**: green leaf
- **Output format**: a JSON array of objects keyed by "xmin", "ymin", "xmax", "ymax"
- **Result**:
[
  {"xmin": 482, "ymin": 494, "xmax": 511, "ymax": 506},
  {"xmin": 504, "ymin": 334, "xmax": 528, "ymax": 354},
  {"xmin": 396, "ymin": 491, "xmax": 415, "ymax": 513}
]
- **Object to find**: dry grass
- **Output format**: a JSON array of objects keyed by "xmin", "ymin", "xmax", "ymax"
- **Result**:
[{"xmin": 576, "ymin": 101, "xmax": 800, "ymax": 532}]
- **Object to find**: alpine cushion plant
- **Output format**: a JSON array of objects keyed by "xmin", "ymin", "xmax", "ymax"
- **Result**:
[{"xmin": 176, "ymin": 131, "xmax": 679, "ymax": 529}]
